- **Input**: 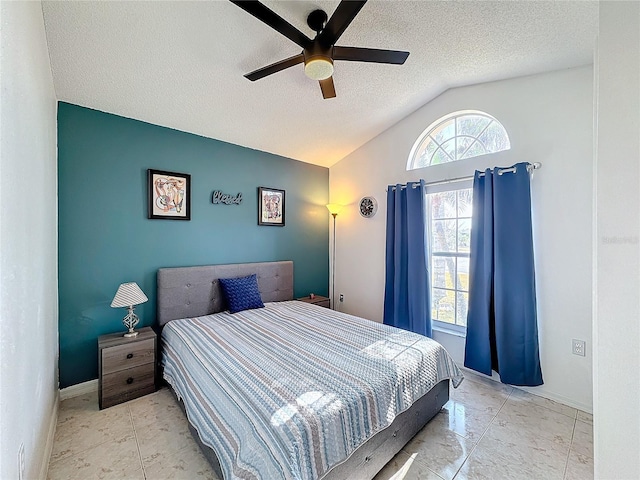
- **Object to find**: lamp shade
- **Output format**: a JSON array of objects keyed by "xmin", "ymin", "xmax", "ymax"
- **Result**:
[
  {"xmin": 326, "ymin": 203, "xmax": 343, "ymax": 215},
  {"xmin": 111, "ymin": 282, "xmax": 148, "ymax": 308}
]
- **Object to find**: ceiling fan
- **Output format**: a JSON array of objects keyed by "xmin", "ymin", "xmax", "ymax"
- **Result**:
[{"xmin": 230, "ymin": 0, "xmax": 410, "ymax": 99}]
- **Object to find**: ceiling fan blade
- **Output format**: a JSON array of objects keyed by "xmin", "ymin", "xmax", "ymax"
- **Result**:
[
  {"xmin": 244, "ymin": 53, "xmax": 305, "ymax": 81},
  {"xmin": 230, "ymin": 1, "xmax": 312, "ymax": 49},
  {"xmin": 318, "ymin": 1, "xmax": 367, "ymax": 47},
  {"xmin": 333, "ymin": 46, "xmax": 410, "ymax": 64},
  {"xmin": 319, "ymin": 77, "xmax": 336, "ymax": 99}
]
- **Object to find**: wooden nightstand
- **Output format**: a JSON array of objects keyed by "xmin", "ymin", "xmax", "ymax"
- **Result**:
[
  {"xmin": 297, "ymin": 295, "xmax": 331, "ymax": 309},
  {"xmin": 98, "ymin": 326, "xmax": 157, "ymax": 409}
]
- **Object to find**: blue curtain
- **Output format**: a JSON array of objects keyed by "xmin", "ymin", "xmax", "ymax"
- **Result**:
[
  {"xmin": 383, "ymin": 180, "xmax": 431, "ymax": 337},
  {"xmin": 464, "ymin": 163, "xmax": 543, "ymax": 386}
]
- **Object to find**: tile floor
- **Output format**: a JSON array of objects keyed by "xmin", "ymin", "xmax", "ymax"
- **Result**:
[{"xmin": 47, "ymin": 371, "xmax": 593, "ymax": 480}]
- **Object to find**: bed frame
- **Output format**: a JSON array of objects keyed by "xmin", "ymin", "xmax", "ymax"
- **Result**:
[{"xmin": 156, "ymin": 260, "xmax": 449, "ymax": 480}]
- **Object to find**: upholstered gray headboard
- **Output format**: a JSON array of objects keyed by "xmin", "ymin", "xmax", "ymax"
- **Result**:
[{"xmin": 156, "ymin": 261, "xmax": 293, "ymax": 326}]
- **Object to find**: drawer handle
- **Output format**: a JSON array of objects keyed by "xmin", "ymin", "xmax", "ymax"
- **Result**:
[
  {"xmin": 126, "ymin": 377, "xmax": 134, "ymax": 384},
  {"xmin": 126, "ymin": 353, "xmax": 133, "ymax": 359}
]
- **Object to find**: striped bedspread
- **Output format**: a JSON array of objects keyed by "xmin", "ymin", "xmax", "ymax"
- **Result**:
[{"xmin": 162, "ymin": 301, "xmax": 463, "ymax": 480}]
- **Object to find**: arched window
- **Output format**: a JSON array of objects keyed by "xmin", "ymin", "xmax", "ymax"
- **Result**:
[{"xmin": 407, "ymin": 110, "xmax": 510, "ymax": 170}]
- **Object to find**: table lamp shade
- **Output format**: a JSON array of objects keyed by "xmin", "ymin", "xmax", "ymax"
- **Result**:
[{"xmin": 111, "ymin": 282, "xmax": 148, "ymax": 308}]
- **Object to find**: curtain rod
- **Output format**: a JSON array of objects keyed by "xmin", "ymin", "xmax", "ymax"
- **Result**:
[{"xmin": 387, "ymin": 162, "xmax": 542, "ymax": 190}]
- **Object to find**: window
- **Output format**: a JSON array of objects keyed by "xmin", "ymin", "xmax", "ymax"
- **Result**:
[
  {"xmin": 428, "ymin": 183, "xmax": 472, "ymax": 331},
  {"xmin": 410, "ymin": 110, "xmax": 511, "ymax": 332},
  {"xmin": 407, "ymin": 110, "xmax": 510, "ymax": 170}
]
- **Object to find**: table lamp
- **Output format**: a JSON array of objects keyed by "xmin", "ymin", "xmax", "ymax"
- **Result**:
[{"xmin": 110, "ymin": 282, "xmax": 148, "ymax": 337}]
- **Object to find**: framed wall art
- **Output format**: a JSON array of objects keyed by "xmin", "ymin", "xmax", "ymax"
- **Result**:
[
  {"xmin": 258, "ymin": 187, "xmax": 285, "ymax": 226},
  {"xmin": 147, "ymin": 169, "xmax": 191, "ymax": 220}
]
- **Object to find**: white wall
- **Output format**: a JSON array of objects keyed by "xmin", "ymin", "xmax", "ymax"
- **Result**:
[
  {"xmin": 330, "ymin": 67, "xmax": 594, "ymax": 411},
  {"xmin": 0, "ymin": 2, "xmax": 59, "ymax": 479},
  {"xmin": 593, "ymin": 2, "xmax": 640, "ymax": 478}
]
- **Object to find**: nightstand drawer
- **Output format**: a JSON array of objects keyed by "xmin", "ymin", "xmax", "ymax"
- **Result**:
[
  {"xmin": 101, "ymin": 338, "xmax": 155, "ymax": 375},
  {"xmin": 101, "ymin": 363, "xmax": 155, "ymax": 408},
  {"xmin": 313, "ymin": 299, "xmax": 330, "ymax": 308}
]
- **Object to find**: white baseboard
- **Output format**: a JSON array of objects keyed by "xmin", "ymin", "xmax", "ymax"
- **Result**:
[
  {"xmin": 460, "ymin": 366, "xmax": 593, "ymax": 414},
  {"xmin": 37, "ymin": 393, "xmax": 59, "ymax": 480},
  {"xmin": 516, "ymin": 385, "xmax": 593, "ymax": 414},
  {"xmin": 59, "ymin": 379, "xmax": 98, "ymax": 400}
]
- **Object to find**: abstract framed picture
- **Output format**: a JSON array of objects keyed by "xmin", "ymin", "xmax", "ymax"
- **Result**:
[
  {"xmin": 258, "ymin": 187, "xmax": 285, "ymax": 226},
  {"xmin": 147, "ymin": 169, "xmax": 191, "ymax": 220}
]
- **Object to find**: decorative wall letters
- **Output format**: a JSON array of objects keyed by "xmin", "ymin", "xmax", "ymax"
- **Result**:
[{"xmin": 211, "ymin": 190, "xmax": 243, "ymax": 205}]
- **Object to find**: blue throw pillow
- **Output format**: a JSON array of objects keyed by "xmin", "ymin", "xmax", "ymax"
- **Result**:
[{"xmin": 219, "ymin": 274, "xmax": 265, "ymax": 314}]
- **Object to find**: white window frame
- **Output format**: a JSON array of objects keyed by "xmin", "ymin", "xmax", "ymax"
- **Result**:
[
  {"xmin": 407, "ymin": 110, "xmax": 511, "ymax": 171},
  {"xmin": 426, "ymin": 179, "xmax": 473, "ymax": 335}
]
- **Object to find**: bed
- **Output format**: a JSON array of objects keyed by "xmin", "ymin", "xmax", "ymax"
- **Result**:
[{"xmin": 157, "ymin": 260, "xmax": 463, "ymax": 480}]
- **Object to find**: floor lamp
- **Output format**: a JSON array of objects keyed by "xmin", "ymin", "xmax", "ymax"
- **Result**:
[{"xmin": 326, "ymin": 204, "xmax": 343, "ymax": 309}]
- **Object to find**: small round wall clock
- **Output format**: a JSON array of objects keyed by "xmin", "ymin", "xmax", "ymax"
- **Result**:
[{"xmin": 359, "ymin": 196, "xmax": 378, "ymax": 218}]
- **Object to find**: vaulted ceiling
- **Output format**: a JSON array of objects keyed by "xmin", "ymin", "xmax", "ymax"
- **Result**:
[{"xmin": 42, "ymin": 1, "xmax": 598, "ymax": 167}]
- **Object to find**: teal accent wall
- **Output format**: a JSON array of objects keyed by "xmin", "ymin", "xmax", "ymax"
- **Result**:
[{"xmin": 58, "ymin": 102, "xmax": 329, "ymax": 388}]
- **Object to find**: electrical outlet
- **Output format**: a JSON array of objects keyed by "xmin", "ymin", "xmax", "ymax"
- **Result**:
[
  {"xmin": 18, "ymin": 443, "xmax": 24, "ymax": 480},
  {"xmin": 339, "ymin": 294, "xmax": 344, "ymax": 302},
  {"xmin": 572, "ymin": 339, "xmax": 586, "ymax": 356}
]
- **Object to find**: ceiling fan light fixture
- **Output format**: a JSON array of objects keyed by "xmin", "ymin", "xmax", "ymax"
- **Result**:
[
  {"xmin": 231, "ymin": 1, "xmax": 410, "ymax": 99},
  {"xmin": 304, "ymin": 57, "xmax": 334, "ymax": 80}
]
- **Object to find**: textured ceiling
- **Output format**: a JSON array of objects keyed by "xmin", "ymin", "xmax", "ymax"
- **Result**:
[{"xmin": 42, "ymin": 1, "xmax": 597, "ymax": 167}]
